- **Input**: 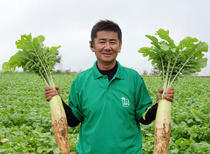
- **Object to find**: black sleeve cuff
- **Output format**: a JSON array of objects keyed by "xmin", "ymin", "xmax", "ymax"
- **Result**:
[
  {"xmin": 139, "ymin": 103, "xmax": 158, "ymax": 125},
  {"xmin": 61, "ymin": 98, "xmax": 80, "ymax": 127}
]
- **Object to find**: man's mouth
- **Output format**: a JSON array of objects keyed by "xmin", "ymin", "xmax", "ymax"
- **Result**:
[{"xmin": 102, "ymin": 52, "xmax": 112, "ymax": 55}]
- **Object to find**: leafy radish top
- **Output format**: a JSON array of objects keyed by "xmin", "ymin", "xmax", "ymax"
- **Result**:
[
  {"xmin": 138, "ymin": 29, "xmax": 208, "ymax": 92},
  {"xmin": 2, "ymin": 34, "xmax": 61, "ymax": 87}
]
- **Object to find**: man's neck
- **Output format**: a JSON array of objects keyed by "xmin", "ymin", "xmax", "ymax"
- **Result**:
[
  {"xmin": 97, "ymin": 61, "xmax": 118, "ymax": 81},
  {"xmin": 97, "ymin": 60, "xmax": 116, "ymax": 71}
]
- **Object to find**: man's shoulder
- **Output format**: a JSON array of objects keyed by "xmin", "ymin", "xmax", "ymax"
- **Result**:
[
  {"xmin": 120, "ymin": 65, "xmax": 142, "ymax": 79},
  {"xmin": 73, "ymin": 67, "xmax": 93, "ymax": 82},
  {"xmin": 78, "ymin": 67, "xmax": 93, "ymax": 77}
]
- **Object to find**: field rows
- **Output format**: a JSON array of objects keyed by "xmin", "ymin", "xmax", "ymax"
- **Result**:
[{"xmin": 0, "ymin": 73, "xmax": 209, "ymax": 153}]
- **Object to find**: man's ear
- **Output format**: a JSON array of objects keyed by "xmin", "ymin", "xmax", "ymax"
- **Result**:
[
  {"xmin": 89, "ymin": 40, "xmax": 94, "ymax": 50},
  {"xmin": 89, "ymin": 40, "xmax": 96, "ymax": 52},
  {"xmin": 118, "ymin": 42, "xmax": 122, "ymax": 53}
]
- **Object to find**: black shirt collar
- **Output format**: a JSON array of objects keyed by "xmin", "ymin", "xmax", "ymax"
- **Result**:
[{"xmin": 97, "ymin": 62, "xmax": 118, "ymax": 81}]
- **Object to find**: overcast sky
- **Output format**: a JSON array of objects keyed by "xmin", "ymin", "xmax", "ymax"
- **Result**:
[{"xmin": 0, "ymin": 0, "xmax": 209, "ymax": 75}]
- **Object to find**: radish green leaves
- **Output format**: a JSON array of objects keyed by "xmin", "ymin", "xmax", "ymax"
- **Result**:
[
  {"xmin": 2, "ymin": 34, "xmax": 61, "ymax": 87},
  {"xmin": 138, "ymin": 29, "xmax": 208, "ymax": 92}
]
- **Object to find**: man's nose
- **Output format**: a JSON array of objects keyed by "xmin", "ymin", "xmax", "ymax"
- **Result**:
[{"xmin": 104, "ymin": 42, "xmax": 111, "ymax": 50}]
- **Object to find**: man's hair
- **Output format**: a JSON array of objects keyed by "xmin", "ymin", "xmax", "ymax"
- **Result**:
[{"xmin": 91, "ymin": 20, "xmax": 122, "ymax": 43}]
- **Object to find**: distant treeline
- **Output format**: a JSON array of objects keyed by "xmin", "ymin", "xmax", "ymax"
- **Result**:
[
  {"xmin": 0, "ymin": 69, "xmax": 79, "ymax": 75},
  {"xmin": 54, "ymin": 69, "xmax": 78, "ymax": 75}
]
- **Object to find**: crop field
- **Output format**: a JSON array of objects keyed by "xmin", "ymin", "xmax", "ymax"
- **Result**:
[{"xmin": 0, "ymin": 73, "xmax": 209, "ymax": 154}]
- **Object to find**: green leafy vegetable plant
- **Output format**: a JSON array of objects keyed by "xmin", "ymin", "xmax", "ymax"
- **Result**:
[
  {"xmin": 2, "ymin": 34, "xmax": 70, "ymax": 154},
  {"xmin": 138, "ymin": 29, "xmax": 208, "ymax": 154},
  {"xmin": 2, "ymin": 34, "xmax": 60, "ymax": 87}
]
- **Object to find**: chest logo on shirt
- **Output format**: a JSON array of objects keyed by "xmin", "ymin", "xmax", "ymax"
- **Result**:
[{"xmin": 121, "ymin": 97, "xmax": 130, "ymax": 107}]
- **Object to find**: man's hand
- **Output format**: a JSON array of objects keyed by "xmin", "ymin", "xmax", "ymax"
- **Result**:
[
  {"xmin": 45, "ymin": 85, "xmax": 61, "ymax": 101},
  {"xmin": 158, "ymin": 87, "xmax": 174, "ymax": 102}
]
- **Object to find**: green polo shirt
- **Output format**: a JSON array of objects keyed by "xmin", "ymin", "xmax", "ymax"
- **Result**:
[{"xmin": 68, "ymin": 61, "xmax": 152, "ymax": 154}]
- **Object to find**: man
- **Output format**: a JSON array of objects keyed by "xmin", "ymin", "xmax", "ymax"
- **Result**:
[{"xmin": 45, "ymin": 20, "xmax": 174, "ymax": 154}]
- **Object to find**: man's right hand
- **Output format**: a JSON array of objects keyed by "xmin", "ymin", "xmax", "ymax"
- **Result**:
[{"xmin": 45, "ymin": 85, "xmax": 61, "ymax": 101}]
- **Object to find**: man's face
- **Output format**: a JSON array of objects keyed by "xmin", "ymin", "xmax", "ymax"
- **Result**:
[{"xmin": 90, "ymin": 30, "xmax": 122, "ymax": 66}]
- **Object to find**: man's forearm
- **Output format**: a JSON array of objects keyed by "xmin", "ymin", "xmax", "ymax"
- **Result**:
[
  {"xmin": 139, "ymin": 103, "xmax": 158, "ymax": 125},
  {"xmin": 61, "ymin": 98, "xmax": 80, "ymax": 127}
]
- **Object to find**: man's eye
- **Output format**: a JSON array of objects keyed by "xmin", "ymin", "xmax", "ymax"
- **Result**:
[{"xmin": 110, "ymin": 41, "xmax": 116, "ymax": 44}]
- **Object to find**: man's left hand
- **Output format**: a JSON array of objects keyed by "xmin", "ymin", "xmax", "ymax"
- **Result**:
[{"xmin": 158, "ymin": 87, "xmax": 174, "ymax": 102}]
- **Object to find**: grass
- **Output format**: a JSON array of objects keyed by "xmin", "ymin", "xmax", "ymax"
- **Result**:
[{"xmin": 0, "ymin": 72, "xmax": 209, "ymax": 153}]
